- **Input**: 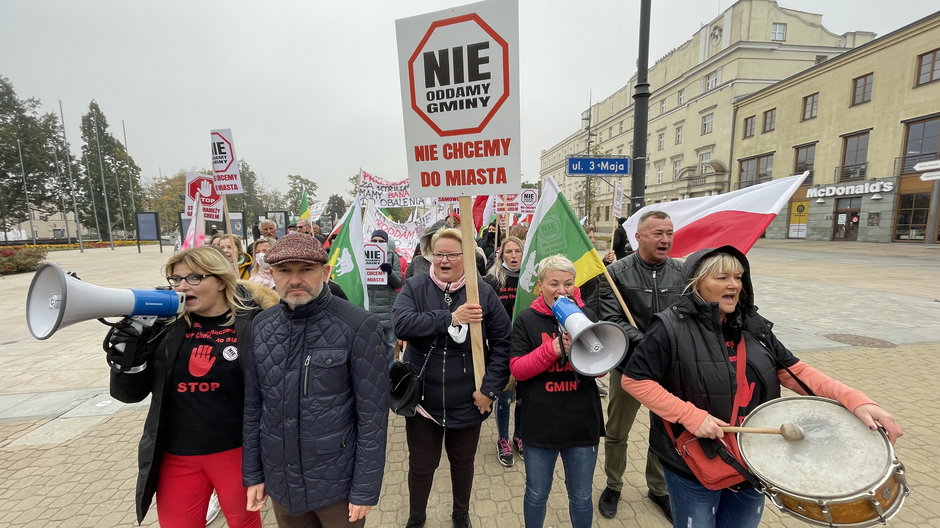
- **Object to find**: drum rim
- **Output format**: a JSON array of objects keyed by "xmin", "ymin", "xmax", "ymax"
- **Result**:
[{"xmin": 739, "ymin": 396, "xmax": 897, "ymax": 500}]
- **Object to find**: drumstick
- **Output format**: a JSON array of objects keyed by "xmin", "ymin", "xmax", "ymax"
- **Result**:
[{"xmin": 722, "ymin": 423, "xmax": 805, "ymax": 441}]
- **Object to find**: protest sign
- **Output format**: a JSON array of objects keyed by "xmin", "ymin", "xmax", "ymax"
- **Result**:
[
  {"xmin": 210, "ymin": 129, "xmax": 243, "ymax": 194},
  {"xmin": 358, "ymin": 170, "xmax": 424, "ymax": 207},
  {"xmin": 184, "ymin": 172, "xmax": 222, "ymax": 221},
  {"xmin": 363, "ymin": 241, "xmax": 388, "ymax": 285}
]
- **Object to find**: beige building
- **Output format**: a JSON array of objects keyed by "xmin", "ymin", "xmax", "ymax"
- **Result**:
[
  {"xmin": 539, "ymin": 0, "xmax": 873, "ymax": 232},
  {"xmin": 732, "ymin": 11, "xmax": 940, "ymax": 244}
]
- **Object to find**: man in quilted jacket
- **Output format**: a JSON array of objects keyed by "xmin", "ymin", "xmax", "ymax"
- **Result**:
[{"xmin": 242, "ymin": 233, "xmax": 389, "ymax": 527}]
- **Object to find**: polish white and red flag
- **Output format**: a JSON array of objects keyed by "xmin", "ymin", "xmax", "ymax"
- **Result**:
[{"xmin": 624, "ymin": 172, "xmax": 809, "ymax": 257}]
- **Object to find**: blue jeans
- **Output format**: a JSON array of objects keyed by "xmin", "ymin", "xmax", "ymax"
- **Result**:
[
  {"xmin": 523, "ymin": 444, "xmax": 597, "ymax": 528},
  {"xmin": 664, "ymin": 467, "xmax": 765, "ymax": 528},
  {"xmin": 495, "ymin": 388, "xmax": 518, "ymax": 439}
]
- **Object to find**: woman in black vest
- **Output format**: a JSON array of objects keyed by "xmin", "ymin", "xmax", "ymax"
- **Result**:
[{"xmin": 621, "ymin": 245, "xmax": 902, "ymax": 528}]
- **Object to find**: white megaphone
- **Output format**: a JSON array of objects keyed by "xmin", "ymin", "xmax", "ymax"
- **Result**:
[
  {"xmin": 551, "ymin": 296, "xmax": 628, "ymax": 376},
  {"xmin": 26, "ymin": 262, "xmax": 185, "ymax": 340}
]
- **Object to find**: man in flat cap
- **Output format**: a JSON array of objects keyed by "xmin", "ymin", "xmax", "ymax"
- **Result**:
[{"xmin": 242, "ymin": 234, "xmax": 389, "ymax": 527}]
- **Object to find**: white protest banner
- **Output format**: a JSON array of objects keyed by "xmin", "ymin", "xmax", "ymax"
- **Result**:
[
  {"xmin": 396, "ymin": 0, "xmax": 521, "ymax": 198},
  {"xmin": 363, "ymin": 241, "xmax": 388, "ymax": 285},
  {"xmin": 210, "ymin": 129, "xmax": 243, "ymax": 194},
  {"xmin": 310, "ymin": 201, "xmax": 326, "ymax": 221},
  {"xmin": 519, "ymin": 188, "xmax": 539, "ymax": 215},
  {"xmin": 358, "ymin": 169, "xmax": 424, "ymax": 207},
  {"xmin": 413, "ymin": 207, "xmax": 438, "ymax": 230},
  {"xmin": 363, "ymin": 203, "xmax": 423, "ymax": 263},
  {"xmin": 494, "ymin": 193, "xmax": 520, "ymax": 213},
  {"xmin": 612, "ymin": 181, "xmax": 624, "ymax": 218},
  {"xmin": 184, "ymin": 172, "xmax": 223, "ymax": 221}
]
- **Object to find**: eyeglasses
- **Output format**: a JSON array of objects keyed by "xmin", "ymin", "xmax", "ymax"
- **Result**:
[
  {"xmin": 432, "ymin": 252, "xmax": 463, "ymax": 261},
  {"xmin": 166, "ymin": 273, "xmax": 215, "ymax": 287}
]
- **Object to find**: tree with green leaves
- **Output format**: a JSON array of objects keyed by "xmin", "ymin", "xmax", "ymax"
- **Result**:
[
  {"xmin": 285, "ymin": 174, "xmax": 318, "ymax": 216},
  {"xmin": 324, "ymin": 194, "xmax": 347, "ymax": 221},
  {"xmin": 77, "ymin": 101, "xmax": 141, "ymax": 240},
  {"xmin": 140, "ymin": 171, "xmax": 186, "ymax": 234},
  {"xmin": 0, "ymin": 77, "xmax": 80, "ymax": 240}
]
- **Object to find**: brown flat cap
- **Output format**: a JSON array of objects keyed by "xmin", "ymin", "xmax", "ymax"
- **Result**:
[{"xmin": 265, "ymin": 233, "xmax": 328, "ymax": 265}]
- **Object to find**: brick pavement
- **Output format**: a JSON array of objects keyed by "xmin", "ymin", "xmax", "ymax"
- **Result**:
[{"xmin": 0, "ymin": 240, "xmax": 937, "ymax": 527}]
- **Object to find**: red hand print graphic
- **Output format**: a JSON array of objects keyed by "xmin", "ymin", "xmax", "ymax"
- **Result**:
[{"xmin": 189, "ymin": 345, "xmax": 217, "ymax": 377}]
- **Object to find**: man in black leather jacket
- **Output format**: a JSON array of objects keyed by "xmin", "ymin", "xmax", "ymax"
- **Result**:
[{"xmin": 596, "ymin": 211, "xmax": 684, "ymax": 522}]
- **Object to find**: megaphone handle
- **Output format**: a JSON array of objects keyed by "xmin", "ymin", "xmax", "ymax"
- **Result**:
[{"xmin": 557, "ymin": 327, "xmax": 568, "ymax": 368}]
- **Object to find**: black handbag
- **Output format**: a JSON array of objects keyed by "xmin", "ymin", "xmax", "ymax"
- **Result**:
[{"xmin": 389, "ymin": 347, "xmax": 432, "ymax": 417}]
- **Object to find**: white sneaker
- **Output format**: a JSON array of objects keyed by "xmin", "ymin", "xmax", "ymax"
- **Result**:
[{"xmin": 206, "ymin": 491, "xmax": 221, "ymax": 525}]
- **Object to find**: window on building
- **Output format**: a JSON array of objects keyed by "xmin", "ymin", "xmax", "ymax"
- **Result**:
[
  {"xmin": 699, "ymin": 152, "xmax": 712, "ymax": 175},
  {"xmin": 675, "ymin": 126, "xmax": 683, "ymax": 145},
  {"xmin": 895, "ymin": 193, "xmax": 931, "ymax": 241},
  {"xmin": 657, "ymin": 133, "xmax": 665, "ymax": 151},
  {"xmin": 673, "ymin": 159, "xmax": 682, "ymax": 180},
  {"xmin": 771, "ymin": 23, "xmax": 787, "ymax": 41},
  {"xmin": 743, "ymin": 116, "xmax": 755, "ymax": 138},
  {"xmin": 763, "ymin": 108, "xmax": 776, "ymax": 132},
  {"xmin": 619, "ymin": 121, "xmax": 623, "ymax": 134},
  {"xmin": 794, "ymin": 143, "xmax": 816, "ymax": 182},
  {"xmin": 677, "ymin": 89, "xmax": 685, "ymax": 105},
  {"xmin": 802, "ymin": 93, "xmax": 819, "ymax": 121},
  {"xmin": 705, "ymin": 70, "xmax": 721, "ymax": 91},
  {"xmin": 917, "ymin": 48, "xmax": 940, "ymax": 86},
  {"xmin": 608, "ymin": 126, "xmax": 613, "ymax": 139},
  {"xmin": 840, "ymin": 132, "xmax": 870, "ymax": 180},
  {"xmin": 902, "ymin": 117, "xmax": 940, "ymax": 172},
  {"xmin": 852, "ymin": 73, "xmax": 873, "ymax": 106},
  {"xmin": 701, "ymin": 113, "xmax": 714, "ymax": 135},
  {"xmin": 660, "ymin": 100, "xmax": 666, "ymax": 114},
  {"xmin": 739, "ymin": 153, "xmax": 774, "ymax": 188},
  {"xmin": 656, "ymin": 163, "xmax": 664, "ymax": 184},
  {"xmin": 815, "ymin": 55, "xmax": 828, "ymax": 64}
]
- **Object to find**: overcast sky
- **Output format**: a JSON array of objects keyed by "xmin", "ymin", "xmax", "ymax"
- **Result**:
[{"xmin": 1, "ymin": 0, "xmax": 937, "ymax": 201}]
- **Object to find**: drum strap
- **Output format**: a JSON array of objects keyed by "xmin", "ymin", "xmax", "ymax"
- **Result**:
[{"xmin": 664, "ymin": 340, "xmax": 764, "ymax": 491}]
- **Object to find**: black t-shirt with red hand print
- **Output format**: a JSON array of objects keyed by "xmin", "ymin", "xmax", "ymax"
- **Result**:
[{"xmin": 164, "ymin": 312, "xmax": 245, "ymax": 455}]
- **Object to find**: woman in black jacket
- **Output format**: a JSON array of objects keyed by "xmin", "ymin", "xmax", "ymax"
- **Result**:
[
  {"xmin": 106, "ymin": 246, "xmax": 277, "ymax": 527},
  {"xmin": 622, "ymin": 246, "xmax": 902, "ymax": 528},
  {"xmin": 393, "ymin": 228, "xmax": 512, "ymax": 528},
  {"xmin": 483, "ymin": 235, "xmax": 524, "ymax": 467},
  {"xmin": 509, "ymin": 255, "xmax": 604, "ymax": 528}
]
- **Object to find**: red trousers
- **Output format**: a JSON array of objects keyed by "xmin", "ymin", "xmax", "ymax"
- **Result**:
[{"xmin": 156, "ymin": 447, "xmax": 261, "ymax": 528}]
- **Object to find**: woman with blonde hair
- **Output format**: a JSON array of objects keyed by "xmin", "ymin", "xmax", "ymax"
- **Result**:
[
  {"xmin": 622, "ymin": 246, "xmax": 902, "ymax": 528},
  {"xmin": 394, "ymin": 228, "xmax": 512, "ymax": 528},
  {"xmin": 216, "ymin": 234, "xmax": 253, "ymax": 279},
  {"xmin": 247, "ymin": 236, "xmax": 276, "ymax": 288},
  {"xmin": 483, "ymin": 235, "xmax": 525, "ymax": 467},
  {"xmin": 510, "ymin": 254, "xmax": 604, "ymax": 528},
  {"xmin": 105, "ymin": 245, "xmax": 277, "ymax": 527}
]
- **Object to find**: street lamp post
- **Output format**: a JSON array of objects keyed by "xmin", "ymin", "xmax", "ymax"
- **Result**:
[
  {"xmin": 93, "ymin": 112, "xmax": 116, "ymax": 249},
  {"xmin": 58, "ymin": 100, "xmax": 84, "ymax": 252},
  {"xmin": 16, "ymin": 139, "xmax": 37, "ymax": 244}
]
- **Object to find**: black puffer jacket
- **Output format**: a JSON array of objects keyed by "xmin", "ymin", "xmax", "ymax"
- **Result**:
[
  {"xmin": 393, "ymin": 273, "xmax": 511, "ymax": 428},
  {"xmin": 242, "ymin": 285, "xmax": 389, "ymax": 515},
  {"xmin": 624, "ymin": 246, "xmax": 798, "ymax": 480}
]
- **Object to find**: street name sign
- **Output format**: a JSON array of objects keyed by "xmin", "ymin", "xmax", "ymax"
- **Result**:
[
  {"xmin": 920, "ymin": 171, "xmax": 940, "ymax": 182},
  {"xmin": 567, "ymin": 156, "xmax": 632, "ymax": 176},
  {"xmin": 913, "ymin": 160, "xmax": 940, "ymax": 172}
]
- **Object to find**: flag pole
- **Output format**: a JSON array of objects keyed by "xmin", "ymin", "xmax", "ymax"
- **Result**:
[
  {"xmin": 222, "ymin": 195, "xmax": 238, "ymax": 269},
  {"xmin": 601, "ymin": 267, "xmax": 638, "ymax": 328},
  {"xmin": 458, "ymin": 195, "xmax": 485, "ymax": 389}
]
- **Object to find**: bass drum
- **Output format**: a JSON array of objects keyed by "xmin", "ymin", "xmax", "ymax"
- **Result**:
[{"xmin": 739, "ymin": 396, "xmax": 908, "ymax": 527}]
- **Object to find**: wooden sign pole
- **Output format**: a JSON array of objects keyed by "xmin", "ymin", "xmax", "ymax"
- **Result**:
[{"xmin": 458, "ymin": 195, "xmax": 485, "ymax": 389}]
